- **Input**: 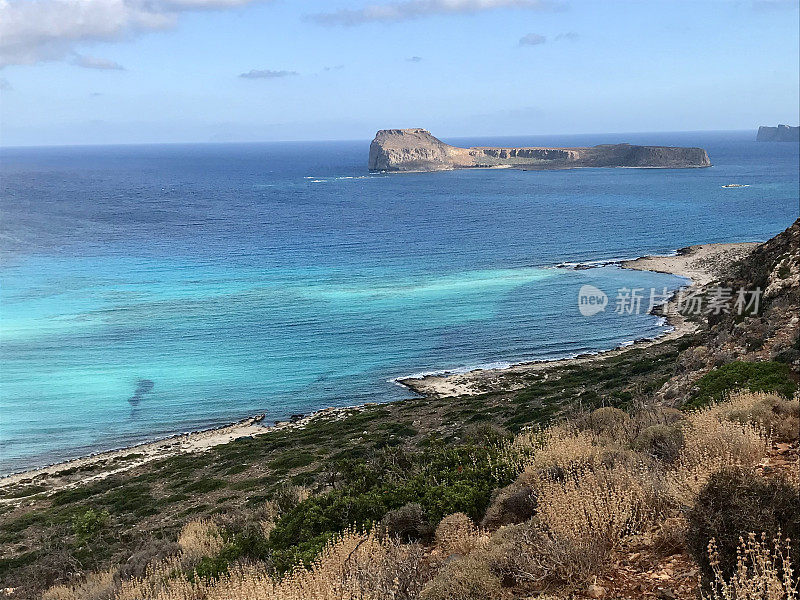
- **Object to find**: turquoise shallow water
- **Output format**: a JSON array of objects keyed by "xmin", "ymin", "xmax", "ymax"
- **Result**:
[{"xmin": 0, "ymin": 130, "xmax": 797, "ymax": 473}]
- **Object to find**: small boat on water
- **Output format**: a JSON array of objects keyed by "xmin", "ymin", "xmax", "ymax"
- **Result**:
[{"xmin": 722, "ymin": 183, "xmax": 750, "ymax": 188}]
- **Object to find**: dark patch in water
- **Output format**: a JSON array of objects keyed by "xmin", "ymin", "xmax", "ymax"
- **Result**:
[{"xmin": 128, "ymin": 379, "xmax": 154, "ymax": 407}]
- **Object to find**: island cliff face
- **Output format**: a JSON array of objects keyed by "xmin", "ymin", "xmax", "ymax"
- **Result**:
[
  {"xmin": 756, "ymin": 125, "xmax": 799, "ymax": 142},
  {"xmin": 368, "ymin": 128, "xmax": 712, "ymax": 172}
]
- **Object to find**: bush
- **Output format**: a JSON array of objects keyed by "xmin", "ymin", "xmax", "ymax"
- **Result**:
[
  {"xmin": 380, "ymin": 503, "xmax": 433, "ymax": 543},
  {"xmin": 579, "ymin": 406, "xmax": 630, "ymax": 440},
  {"xmin": 685, "ymin": 361, "xmax": 797, "ymax": 409},
  {"xmin": 71, "ymin": 509, "xmax": 109, "ymax": 544},
  {"xmin": 687, "ymin": 467, "xmax": 800, "ymax": 584},
  {"xmin": 42, "ymin": 569, "xmax": 116, "ymax": 600},
  {"xmin": 267, "ymin": 441, "xmax": 518, "ymax": 573},
  {"xmin": 419, "ymin": 555, "xmax": 503, "ymax": 600},
  {"xmin": 115, "ymin": 540, "xmax": 181, "ymax": 581},
  {"xmin": 435, "ymin": 513, "xmax": 483, "ymax": 556},
  {"xmin": 719, "ymin": 392, "xmax": 800, "ymax": 443},
  {"xmin": 481, "ymin": 483, "xmax": 537, "ymax": 530},
  {"xmin": 704, "ymin": 534, "xmax": 797, "ymax": 600},
  {"xmin": 632, "ymin": 424, "xmax": 684, "ymax": 463},
  {"xmin": 177, "ymin": 519, "xmax": 223, "ymax": 561},
  {"xmin": 483, "ymin": 520, "xmax": 603, "ymax": 591}
]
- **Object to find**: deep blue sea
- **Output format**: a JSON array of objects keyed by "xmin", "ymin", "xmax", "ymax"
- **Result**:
[{"xmin": 1, "ymin": 130, "xmax": 797, "ymax": 474}]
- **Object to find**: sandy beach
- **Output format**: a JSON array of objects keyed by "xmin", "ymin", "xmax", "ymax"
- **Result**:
[
  {"xmin": 0, "ymin": 241, "xmax": 757, "ymax": 496},
  {"xmin": 0, "ymin": 406, "xmax": 370, "ymax": 499},
  {"xmin": 396, "ymin": 241, "xmax": 758, "ymax": 398}
]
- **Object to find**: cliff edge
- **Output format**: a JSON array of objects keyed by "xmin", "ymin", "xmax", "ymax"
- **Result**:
[
  {"xmin": 368, "ymin": 128, "xmax": 711, "ymax": 172},
  {"xmin": 756, "ymin": 125, "xmax": 799, "ymax": 142}
]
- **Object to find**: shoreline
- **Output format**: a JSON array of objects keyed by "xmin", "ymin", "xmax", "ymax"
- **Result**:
[
  {"xmin": 0, "ymin": 406, "xmax": 373, "ymax": 495},
  {"xmin": 395, "ymin": 241, "xmax": 758, "ymax": 398},
  {"xmin": 0, "ymin": 241, "xmax": 758, "ymax": 491}
]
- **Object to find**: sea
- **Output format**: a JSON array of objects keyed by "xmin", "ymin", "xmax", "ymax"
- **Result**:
[{"xmin": 1, "ymin": 130, "xmax": 797, "ymax": 474}]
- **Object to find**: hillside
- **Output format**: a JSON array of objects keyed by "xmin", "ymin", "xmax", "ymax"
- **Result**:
[{"xmin": 757, "ymin": 125, "xmax": 800, "ymax": 142}]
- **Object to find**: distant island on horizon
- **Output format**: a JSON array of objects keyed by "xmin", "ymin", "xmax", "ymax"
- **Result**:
[
  {"xmin": 757, "ymin": 124, "xmax": 800, "ymax": 142},
  {"xmin": 368, "ymin": 128, "xmax": 712, "ymax": 172}
]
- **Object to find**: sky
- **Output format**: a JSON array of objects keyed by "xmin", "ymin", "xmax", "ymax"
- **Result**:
[{"xmin": 0, "ymin": 0, "xmax": 798, "ymax": 146}]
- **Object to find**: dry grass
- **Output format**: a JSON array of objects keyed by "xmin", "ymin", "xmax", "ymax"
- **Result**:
[
  {"xmin": 533, "ymin": 463, "xmax": 659, "ymax": 545},
  {"xmin": 41, "ymin": 569, "xmax": 116, "ymax": 600},
  {"xmin": 177, "ymin": 519, "xmax": 224, "ymax": 562},
  {"xmin": 711, "ymin": 391, "xmax": 800, "ymax": 443},
  {"xmin": 115, "ymin": 529, "xmax": 430, "ymax": 600},
  {"xmin": 419, "ymin": 554, "xmax": 502, "ymax": 600},
  {"xmin": 704, "ymin": 533, "xmax": 797, "ymax": 600},
  {"xmin": 434, "ymin": 513, "xmax": 486, "ymax": 557},
  {"xmin": 667, "ymin": 399, "xmax": 770, "ymax": 506}
]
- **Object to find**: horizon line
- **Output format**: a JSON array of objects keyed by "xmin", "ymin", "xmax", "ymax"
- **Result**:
[{"xmin": 0, "ymin": 127, "xmax": 771, "ymax": 150}]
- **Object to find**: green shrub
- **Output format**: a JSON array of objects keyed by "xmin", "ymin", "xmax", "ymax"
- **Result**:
[
  {"xmin": 419, "ymin": 555, "xmax": 503, "ymax": 600},
  {"xmin": 686, "ymin": 467, "xmax": 800, "ymax": 584},
  {"xmin": 632, "ymin": 424, "xmax": 684, "ymax": 463},
  {"xmin": 380, "ymin": 502, "xmax": 433, "ymax": 543},
  {"xmin": 267, "ymin": 441, "xmax": 519, "ymax": 573},
  {"xmin": 71, "ymin": 509, "xmax": 109, "ymax": 544},
  {"xmin": 481, "ymin": 483, "xmax": 537, "ymax": 530},
  {"xmin": 685, "ymin": 361, "xmax": 797, "ymax": 409}
]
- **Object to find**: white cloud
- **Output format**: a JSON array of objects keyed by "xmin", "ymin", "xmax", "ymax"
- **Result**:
[
  {"xmin": 518, "ymin": 32, "xmax": 546, "ymax": 46},
  {"xmin": 73, "ymin": 54, "xmax": 126, "ymax": 70},
  {"xmin": 0, "ymin": 0, "xmax": 264, "ymax": 68},
  {"xmin": 307, "ymin": 0, "xmax": 564, "ymax": 26},
  {"xmin": 239, "ymin": 69, "xmax": 298, "ymax": 79}
]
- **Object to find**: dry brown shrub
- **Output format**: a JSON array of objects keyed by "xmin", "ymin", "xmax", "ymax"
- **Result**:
[
  {"xmin": 482, "ymin": 520, "xmax": 603, "ymax": 591},
  {"xmin": 713, "ymin": 391, "xmax": 800, "ymax": 443},
  {"xmin": 667, "ymin": 402, "xmax": 769, "ymax": 506},
  {"xmin": 703, "ymin": 534, "xmax": 797, "ymax": 600},
  {"xmin": 42, "ymin": 569, "xmax": 116, "ymax": 600},
  {"xmin": 419, "ymin": 554, "xmax": 503, "ymax": 600},
  {"xmin": 273, "ymin": 484, "xmax": 311, "ymax": 512},
  {"xmin": 435, "ymin": 513, "xmax": 486, "ymax": 556},
  {"xmin": 577, "ymin": 406, "xmax": 632, "ymax": 442},
  {"xmin": 632, "ymin": 424, "xmax": 684, "ymax": 463},
  {"xmin": 631, "ymin": 406, "xmax": 686, "ymax": 431},
  {"xmin": 177, "ymin": 519, "xmax": 224, "ymax": 562},
  {"xmin": 533, "ymin": 463, "xmax": 660, "ymax": 545},
  {"xmin": 114, "ymin": 556, "xmax": 192, "ymax": 600},
  {"xmin": 380, "ymin": 502, "xmax": 433, "ymax": 543},
  {"xmin": 516, "ymin": 426, "xmax": 602, "ymax": 483}
]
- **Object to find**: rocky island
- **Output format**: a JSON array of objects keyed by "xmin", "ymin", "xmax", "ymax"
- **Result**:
[
  {"xmin": 756, "ymin": 124, "xmax": 799, "ymax": 142},
  {"xmin": 368, "ymin": 128, "xmax": 712, "ymax": 172}
]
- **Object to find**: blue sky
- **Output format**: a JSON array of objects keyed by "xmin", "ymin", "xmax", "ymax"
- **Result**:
[{"xmin": 1, "ymin": 0, "xmax": 798, "ymax": 146}]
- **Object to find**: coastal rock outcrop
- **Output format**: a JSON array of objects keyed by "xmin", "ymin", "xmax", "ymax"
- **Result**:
[
  {"xmin": 368, "ymin": 128, "xmax": 711, "ymax": 172},
  {"xmin": 756, "ymin": 124, "xmax": 799, "ymax": 142}
]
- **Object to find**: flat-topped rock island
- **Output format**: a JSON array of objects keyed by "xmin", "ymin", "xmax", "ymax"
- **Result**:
[{"xmin": 368, "ymin": 128, "xmax": 711, "ymax": 172}]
